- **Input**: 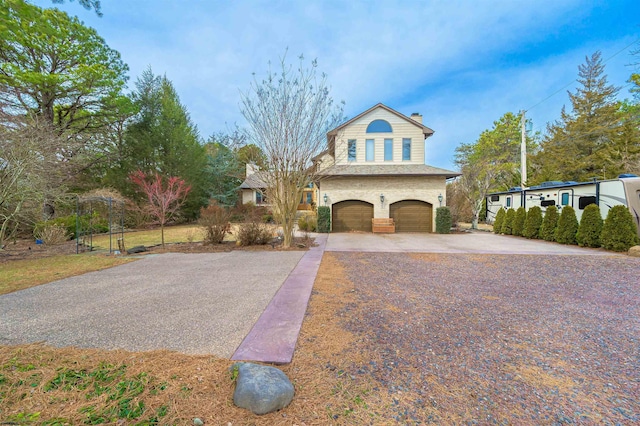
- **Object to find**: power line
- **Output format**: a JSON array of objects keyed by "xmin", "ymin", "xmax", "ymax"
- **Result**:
[{"xmin": 525, "ymin": 37, "xmax": 640, "ymax": 113}]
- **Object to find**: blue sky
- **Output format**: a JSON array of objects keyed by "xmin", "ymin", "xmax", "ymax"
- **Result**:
[{"xmin": 34, "ymin": 0, "xmax": 640, "ymax": 170}]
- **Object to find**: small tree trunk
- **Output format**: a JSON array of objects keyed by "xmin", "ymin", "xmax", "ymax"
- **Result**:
[
  {"xmin": 471, "ymin": 216, "xmax": 479, "ymax": 230},
  {"xmin": 161, "ymin": 223, "xmax": 165, "ymax": 248}
]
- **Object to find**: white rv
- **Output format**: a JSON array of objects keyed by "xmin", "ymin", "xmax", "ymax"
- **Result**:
[{"xmin": 485, "ymin": 174, "xmax": 640, "ymax": 238}]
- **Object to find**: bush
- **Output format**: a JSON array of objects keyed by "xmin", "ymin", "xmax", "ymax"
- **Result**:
[
  {"xmin": 600, "ymin": 205, "xmax": 640, "ymax": 252},
  {"xmin": 513, "ymin": 207, "xmax": 526, "ymax": 237},
  {"xmin": 555, "ymin": 205, "xmax": 578, "ymax": 245},
  {"xmin": 435, "ymin": 207, "xmax": 452, "ymax": 234},
  {"xmin": 493, "ymin": 208, "xmax": 505, "ymax": 234},
  {"xmin": 198, "ymin": 205, "xmax": 231, "ymax": 244},
  {"xmin": 34, "ymin": 213, "xmax": 109, "ymax": 240},
  {"xmin": 298, "ymin": 214, "xmax": 317, "ymax": 232},
  {"xmin": 501, "ymin": 209, "xmax": 515, "ymax": 235},
  {"xmin": 522, "ymin": 206, "xmax": 543, "ymax": 239},
  {"xmin": 317, "ymin": 206, "xmax": 331, "ymax": 233},
  {"xmin": 576, "ymin": 204, "xmax": 603, "ymax": 248},
  {"xmin": 236, "ymin": 222, "xmax": 273, "ymax": 246},
  {"xmin": 539, "ymin": 205, "xmax": 559, "ymax": 241},
  {"xmin": 34, "ymin": 223, "xmax": 69, "ymax": 245}
]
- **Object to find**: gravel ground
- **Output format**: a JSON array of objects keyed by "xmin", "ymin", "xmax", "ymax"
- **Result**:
[{"xmin": 333, "ymin": 252, "xmax": 640, "ymax": 424}]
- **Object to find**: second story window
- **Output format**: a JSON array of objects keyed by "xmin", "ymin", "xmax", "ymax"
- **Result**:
[
  {"xmin": 366, "ymin": 119, "xmax": 392, "ymax": 133},
  {"xmin": 384, "ymin": 139, "xmax": 393, "ymax": 161},
  {"xmin": 348, "ymin": 139, "xmax": 356, "ymax": 162},
  {"xmin": 402, "ymin": 138, "xmax": 411, "ymax": 161},
  {"xmin": 366, "ymin": 139, "xmax": 374, "ymax": 161}
]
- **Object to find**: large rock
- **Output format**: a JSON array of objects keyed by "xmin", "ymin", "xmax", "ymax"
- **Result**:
[
  {"xmin": 232, "ymin": 362, "xmax": 294, "ymax": 415},
  {"xmin": 126, "ymin": 245, "xmax": 146, "ymax": 254},
  {"xmin": 629, "ymin": 245, "xmax": 640, "ymax": 257}
]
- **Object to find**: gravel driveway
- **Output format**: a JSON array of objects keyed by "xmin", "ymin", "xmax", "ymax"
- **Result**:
[
  {"xmin": 333, "ymin": 252, "xmax": 640, "ymax": 423},
  {"xmin": 0, "ymin": 251, "xmax": 304, "ymax": 357}
]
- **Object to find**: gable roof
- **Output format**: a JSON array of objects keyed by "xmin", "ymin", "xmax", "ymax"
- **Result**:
[
  {"xmin": 240, "ymin": 171, "xmax": 268, "ymax": 189},
  {"xmin": 327, "ymin": 103, "xmax": 435, "ymax": 137}
]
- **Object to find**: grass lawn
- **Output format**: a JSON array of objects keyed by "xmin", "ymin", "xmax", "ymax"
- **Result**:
[
  {"xmin": 90, "ymin": 224, "xmax": 206, "ymax": 249},
  {"xmin": 0, "ymin": 255, "xmax": 135, "ymax": 295}
]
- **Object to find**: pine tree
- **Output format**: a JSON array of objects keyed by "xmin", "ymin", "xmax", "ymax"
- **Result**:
[
  {"xmin": 576, "ymin": 204, "xmax": 603, "ymax": 247},
  {"xmin": 532, "ymin": 52, "xmax": 621, "ymax": 182},
  {"xmin": 555, "ymin": 206, "xmax": 579, "ymax": 245},
  {"xmin": 540, "ymin": 206, "xmax": 559, "ymax": 241},
  {"xmin": 523, "ymin": 206, "xmax": 543, "ymax": 239}
]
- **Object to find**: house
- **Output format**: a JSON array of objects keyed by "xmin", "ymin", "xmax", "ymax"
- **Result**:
[
  {"xmin": 240, "ymin": 163, "xmax": 319, "ymax": 211},
  {"xmin": 315, "ymin": 103, "xmax": 459, "ymax": 232}
]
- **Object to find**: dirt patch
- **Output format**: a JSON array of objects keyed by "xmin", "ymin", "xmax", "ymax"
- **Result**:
[{"xmin": 0, "ymin": 239, "xmax": 78, "ymax": 263}]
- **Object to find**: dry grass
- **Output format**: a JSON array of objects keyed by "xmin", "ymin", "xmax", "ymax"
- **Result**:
[
  {"xmin": 0, "ymin": 254, "xmax": 135, "ymax": 295},
  {"xmin": 0, "ymin": 253, "xmax": 381, "ymax": 424}
]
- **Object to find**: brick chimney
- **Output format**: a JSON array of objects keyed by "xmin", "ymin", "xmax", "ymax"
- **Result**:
[{"xmin": 410, "ymin": 113, "xmax": 423, "ymax": 124}]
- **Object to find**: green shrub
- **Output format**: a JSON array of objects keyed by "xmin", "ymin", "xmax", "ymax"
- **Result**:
[
  {"xmin": 522, "ymin": 206, "xmax": 543, "ymax": 239},
  {"xmin": 539, "ymin": 206, "xmax": 559, "ymax": 241},
  {"xmin": 501, "ymin": 209, "xmax": 515, "ymax": 235},
  {"xmin": 513, "ymin": 207, "xmax": 526, "ymax": 237},
  {"xmin": 576, "ymin": 204, "xmax": 603, "ymax": 248},
  {"xmin": 298, "ymin": 214, "xmax": 318, "ymax": 232},
  {"xmin": 34, "ymin": 213, "xmax": 108, "ymax": 240},
  {"xmin": 600, "ymin": 205, "xmax": 640, "ymax": 252},
  {"xmin": 493, "ymin": 208, "xmax": 505, "ymax": 234},
  {"xmin": 198, "ymin": 205, "xmax": 231, "ymax": 244},
  {"xmin": 317, "ymin": 206, "xmax": 331, "ymax": 233},
  {"xmin": 435, "ymin": 207, "xmax": 452, "ymax": 234},
  {"xmin": 555, "ymin": 205, "xmax": 578, "ymax": 245}
]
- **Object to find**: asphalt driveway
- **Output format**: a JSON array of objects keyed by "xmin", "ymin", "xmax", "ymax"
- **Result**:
[{"xmin": 0, "ymin": 251, "xmax": 304, "ymax": 357}]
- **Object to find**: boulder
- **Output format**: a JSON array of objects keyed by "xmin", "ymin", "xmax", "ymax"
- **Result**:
[
  {"xmin": 628, "ymin": 245, "xmax": 640, "ymax": 257},
  {"xmin": 126, "ymin": 245, "xmax": 146, "ymax": 254},
  {"xmin": 232, "ymin": 362, "xmax": 294, "ymax": 415}
]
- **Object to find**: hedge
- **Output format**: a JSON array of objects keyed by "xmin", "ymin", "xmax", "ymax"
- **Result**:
[
  {"xmin": 600, "ymin": 205, "xmax": 640, "ymax": 252},
  {"xmin": 576, "ymin": 204, "xmax": 602, "ymax": 248},
  {"xmin": 493, "ymin": 208, "xmax": 505, "ymax": 234},
  {"xmin": 513, "ymin": 207, "xmax": 526, "ymax": 237},
  {"xmin": 317, "ymin": 206, "xmax": 331, "ymax": 233},
  {"xmin": 435, "ymin": 207, "xmax": 452, "ymax": 234},
  {"xmin": 539, "ymin": 205, "xmax": 559, "ymax": 241},
  {"xmin": 501, "ymin": 208, "xmax": 515, "ymax": 235},
  {"xmin": 522, "ymin": 206, "xmax": 542, "ymax": 239},
  {"xmin": 555, "ymin": 205, "xmax": 578, "ymax": 245}
]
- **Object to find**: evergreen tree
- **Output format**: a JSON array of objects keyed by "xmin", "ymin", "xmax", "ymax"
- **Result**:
[
  {"xmin": 540, "ymin": 205, "xmax": 559, "ymax": 241},
  {"xmin": 106, "ymin": 68, "xmax": 208, "ymax": 219},
  {"xmin": 555, "ymin": 206, "xmax": 579, "ymax": 245},
  {"xmin": 513, "ymin": 207, "xmax": 526, "ymax": 237},
  {"xmin": 600, "ymin": 205, "xmax": 640, "ymax": 251},
  {"xmin": 493, "ymin": 208, "xmax": 505, "ymax": 234},
  {"xmin": 576, "ymin": 204, "xmax": 603, "ymax": 248},
  {"xmin": 501, "ymin": 208, "xmax": 515, "ymax": 235},
  {"xmin": 523, "ymin": 206, "xmax": 543, "ymax": 239},
  {"xmin": 532, "ymin": 52, "xmax": 621, "ymax": 182}
]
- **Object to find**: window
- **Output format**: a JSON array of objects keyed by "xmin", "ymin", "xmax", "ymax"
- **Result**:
[
  {"xmin": 506, "ymin": 197, "xmax": 511, "ymax": 207},
  {"xmin": 256, "ymin": 191, "xmax": 265, "ymax": 204},
  {"xmin": 384, "ymin": 139, "xmax": 393, "ymax": 161},
  {"xmin": 366, "ymin": 139, "xmax": 374, "ymax": 161},
  {"xmin": 306, "ymin": 192, "xmax": 313, "ymax": 204},
  {"xmin": 402, "ymin": 138, "xmax": 411, "ymax": 161},
  {"xmin": 490, "ymin": 195, "xmax": 499, "ymax": 202},
  {"xmin": 366, "ymin": 119, "xmax": 392, "ymax": 133},
  {"xmin": 348, "ymin": 139, "xmax": 356, "ymax": 162},
  {"xmin": 578, "ymin": 196, "xmax": 597, "ymax": 209},
  {"xmin": 541, "ymin": 200, "xmax": 556, "ymax": 207},
  {"xmin": 561, "ymin": 193, "xmax": 570, "ymax": 206}
]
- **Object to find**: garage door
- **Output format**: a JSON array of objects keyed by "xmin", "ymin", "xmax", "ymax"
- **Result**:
[
  {"xmin": 332, "ymin": 200, "xmax": 374, "ymax": 232},
  {"xmin": 390, "ymin": 200, "xmax": 432, "ymax": 232}
]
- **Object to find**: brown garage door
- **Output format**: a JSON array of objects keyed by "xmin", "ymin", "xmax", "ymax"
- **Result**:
[
  {"xmin": 390, "ymin": 200, "xmax": 432, "ymax": 232},
  {"xmin": 332, "ymin": 200, "xmax": 374, "ymax": 232}
]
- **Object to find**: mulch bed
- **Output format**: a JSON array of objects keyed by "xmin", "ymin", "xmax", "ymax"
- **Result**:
[{"xmin": 330, "ymin": 252, "xmax": 640, "ymax": 424}]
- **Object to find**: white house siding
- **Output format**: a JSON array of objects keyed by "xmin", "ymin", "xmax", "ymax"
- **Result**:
[
  {"xmin": 242, "ymin": 189, "xmax": 255, "ymax": 204},
  {"xmin": 333, "ymin": 108, "xmax": 425, "ymax": 165},
  {"xmin": 320, "ymin": 175, "xmax": 445, "ymax": 230}
]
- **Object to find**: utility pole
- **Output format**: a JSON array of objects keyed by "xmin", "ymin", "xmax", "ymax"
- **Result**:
[{"xmin": 520, "ymin": 110, "xmax": 527, "ymax": 189}]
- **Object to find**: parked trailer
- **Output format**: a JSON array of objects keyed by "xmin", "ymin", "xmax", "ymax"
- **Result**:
[{"xmin": 485, "ymin": 174, "xmax": 640, "ymax": 238}]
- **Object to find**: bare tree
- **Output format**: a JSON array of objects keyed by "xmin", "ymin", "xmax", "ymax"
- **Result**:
[
  {"xmin": 240, "ymin": 53, "xmax": 344, "ymax": 247},
  {"xmin": 458, "ymin": 162, "xmax": 495, "ymax": 230}
]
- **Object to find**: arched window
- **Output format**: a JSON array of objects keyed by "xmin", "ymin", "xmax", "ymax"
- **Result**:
[{"xmin": 366, "ymin": 119, "xmax": 392, "ymax": 133}]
